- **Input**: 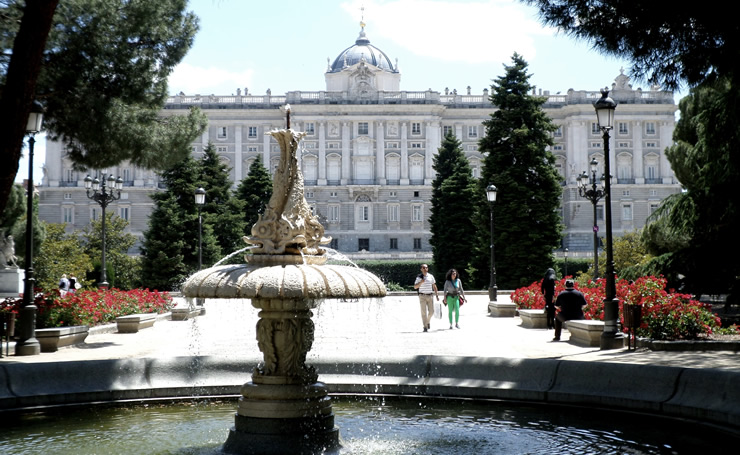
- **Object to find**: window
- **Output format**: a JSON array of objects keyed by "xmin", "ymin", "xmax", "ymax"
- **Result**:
[
  {"xmin": 65, "ymin": 169, "xmax": 76, "ymax": 182},
  {"xmin": 650, "ymin": 203, "xmax": 660, "ymax": 214},
  {"xmin": 553, "ymin": 126, "xmax": 563, "ymax": 137},
  {"xmin": 119, "ymin": 206, "xmax": 130, "ymax": 221},
  {"xmin": 216, "ymin": 146, "xmax": 227, "ymax": 153},
  {"xmin": 412, "ymin": 204, "xmax": 423, "ymax": 222},
  {"xmin": 413, "ymin": 238, "xmax": 422, "ymax": 250},
  {"xmin": 388, "ymin": 204, "xmax": 399, "ymax": 222},
  {"xmin": 411, "ymin": 122, "xmax": 421, "ymax": 135},
  {"xmin": 90, "ymin": 207, "xmax": 99, "ymax": 221},
  {"xmin": 413, "ymin": 191, "xmax": 420, "ymax": 198},
  {"xmin": 389, "ymin": 191, "xmax": 397, "ymax": 197},
  {"xmin": 217, "ymin": 126, "xmax": 227, "ymax": 138},
  {"xmin": 618, "ymin": 122, "xmax": 629, "ymax": 134},
  {"xmin": 122, "ymin": 168, "xmax": 132, "ymax": 183},
  {"xmin": 386, "ymin": 142, "xmax": 399, "ymax": 149},
  {"xmin": 64, "ymin": 193, "xmax": 72, "ymax": 200},
  {"xmin": 330, "ymin": 191, "xmax": 337, "ymax": 198},
  {"xmin": 358, "ymin": 238, "xmax": 369, "ymax": 251},
  {"xmin": 410, "ymin": 142, "xmax": 423, "ymax": 149},
  {"xmin": 622, "ymin": 204, "xmax": 633, "ymax": 221},
  {"xmin": 591, "ymin": 142, "xmax": 603, "ymax": 148},
  {"xmin": 329, "ymin": 205, "xmax": 340, "ymax": 222},
  {"xmin": 359, "ymin": 206, "xmax": 369, "ymax": 222},
  {"xmin": 248, "ymin": 126, "xmax": 258, "ymax": 138},
  {"xmin": 306, "ymin": 122, "xmax": 315, "ymax": 136},
  {"xmin": 596, "ymin": 205, "xmax": 604, "ymax": 221},
  {"xmin": 468, "ymin": 126, "xmax": 478, "ymax": 138},
  {"xmin": 443, "ymin": 125, "xmax": 453, "ymax": 136},
  {"xmin": 622, "ymin": 190, "xmax": 631, "ymax": 196},
  {"xmin": 305, "ymin": 191, "xmax": 314, "ymax": 199},
  {"xmin": 358, "ymin": 122, "xmax": 369, "ymax": 135},
  {"xmin": 63, "ymin": 206, "xmax": 73, "ymax": 223},
  {"xmin": 645, "ymin": 122, "xmax": 656, "ymax": 135},
  {"xmin": 390, "ymin": 238, "xmax": 398, "ymax": 250},
  {"xmin": 645, "ymin": 142, "xmax": 657, "ymax": 148},
  {"xmin": 592, "ymin": 122, "xmax": 601, "ymax": 134},
  {"xmin": 247, "ymin": 146, "xmax": 258, "ymax": 152},
  {"xmin": 553, "ymin": 145, "xmax": 563, "ymax": 151}
]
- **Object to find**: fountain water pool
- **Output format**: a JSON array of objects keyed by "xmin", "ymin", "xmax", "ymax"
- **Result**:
[{"xmin": 3, "ymin": 396, "xmax": 738, "ymax": 454}]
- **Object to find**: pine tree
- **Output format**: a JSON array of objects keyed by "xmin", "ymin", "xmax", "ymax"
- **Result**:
[
  {"xmin": 470, "ymin": 54, "xmax": 563, "ymax": 289},
  {"xmin": 429, "ymin": 131, "xmax": 477, "ymax": 282},
  {"xmin": 236, "ymin": 155, "xmax": 273, "ymax": 232},
  {"xmin": 141, "ymin": 156, "xmax": 220, "ymax": 291},
  {"xmin": 197, "ymin": 144, "xmax": 247, "ymax": 256}
]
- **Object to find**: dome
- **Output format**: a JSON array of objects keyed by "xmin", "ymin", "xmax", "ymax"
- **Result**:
[{"xmin": 328, "ymin": 24, "xmax": 397, "ymax": 74}]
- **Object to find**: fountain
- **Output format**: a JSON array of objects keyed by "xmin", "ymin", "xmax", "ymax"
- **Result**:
[{"xmin": 181, "ymin": 105, "xmax": 386, "ymax": 454}]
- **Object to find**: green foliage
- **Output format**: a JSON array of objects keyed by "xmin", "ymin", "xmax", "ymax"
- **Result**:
[
  {"xmin": 197, "ymin": 144, "xmax": 247, "ymax": 256},
  {"xmin": 429, "ymin": 131, "xmax": 477, "ymax": 283},
  {"xmin": 38, "ymin": 0, "xmax": 207, "ymax": 170},
  {"xmin": 354, "ymin": 260, "xmax": 435, "ymax": 290},
  {"xmin": 640, "ymin": 77, "xmax": 740, "ymax": 298},
  {"xmin": 236, "ymin": 155, "xmax": 273, "ymax": 232},
  {"xmin": 470, "ymin": 54, "xmax": 563, "ymax": 289},
  {"xmin": 523, "ymin": 1, "xmax": 738, "ymax": 90},
  {"xmin": 80, "ymin": 212, "xmax": 140, "ymax": 289},
  {"xmin": 0, "ymin": 184, "xmax": 24, "ymax": 235},
  {"xmin": 7, "ymin": 185, "xmax": 46, "ymax": 263},
  {"xmin": 33, "ymin": 222, "xmax": 94, "ymax": 291}
]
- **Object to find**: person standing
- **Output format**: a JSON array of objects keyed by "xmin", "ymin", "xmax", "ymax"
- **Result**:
[
  {"xmin": 443, "ymin": 269, "xmax": 466, "ymax": 329},
  {"xmin": 541, "ymin": 268, "xmax": 557, "ymax": 329},
  {"xmin": 59, "ymin": 274, "xmax": 70, "ymax": 297},
  {"xmin": 413, "ymin": 264, "xmax": 439, "ymax": 332},
  {"xmin": 552, "ymin": 279, "xmax": 588, "ymax": 341},
  {"xmin": 68, "ymin": 274, "xmax": 77, "ymax": 294}
]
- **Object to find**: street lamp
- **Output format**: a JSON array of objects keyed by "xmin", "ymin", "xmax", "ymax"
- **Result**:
[
  {"xmin": 195, "ymin": 187, "xmax": 206, "ymax": 270},
  {"xmin": 486, "ymin": 184, "xmax": 498, "ymax": 302},
  {"xmin": 16, "ymin": 100, "xmax": 44, "ymax": 356},
  {"xmin": 578, "ymin": 158, "xmax": 606, "ymax": 279},
  {"xmin": 593, "ymin": 88, "xmax": 622, "ymax": 350},
  {"xmin": 84, "ymin": 173, "xmax": 123, "ymax": 289},
  {"xmin": 564, "ymin": 248, "xmax": 569, "ymax": 278}
]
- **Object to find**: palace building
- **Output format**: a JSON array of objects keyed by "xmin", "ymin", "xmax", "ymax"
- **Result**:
[{"xmin": 39, "ymin": 24, "xmax": 680, "ymax": 260}]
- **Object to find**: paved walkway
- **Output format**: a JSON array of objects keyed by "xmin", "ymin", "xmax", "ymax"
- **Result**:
[{"xmin": 3, "ymin": 293, "xmax": 738, "ymax": 372}]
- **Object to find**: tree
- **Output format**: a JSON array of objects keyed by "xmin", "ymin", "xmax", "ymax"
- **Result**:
[
  {"xmin": 140, "ymin": 156, "xmax": 220, "ymax": 291},
  {"xmin": 197, "ymin": 144, "xmax": 247, "ymax": 257},
  {"xmin": 81, "ymin": 212, "xmax": 141, "ymax": 289},
  {"xmin": 470, "ymin": 54, "xmax": 563, "ymax": 289},
  {"xmin": 33, "ymin": 222, "xmax": 93, "ymax": 291},
  {"xmin": 640, "ymin": 77, "xmax": 740, "ymax": 298},
  {"xmin": 0, "ymin": 0, "xmax": 207, "ymax": 215},
  {"xmin": 236, "ymin": 155, "xmax": 273, "ymax": 233},
  {"xmin": 429, "ymin": 131, "xmax": 477, "ymax": 281},
  {"xmin": 522, "ymin": 1, "xmax": 740, "ymax": 90}
]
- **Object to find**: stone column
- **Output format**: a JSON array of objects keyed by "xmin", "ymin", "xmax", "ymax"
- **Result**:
[
  {"xmin": 400, "ymin": 122, "xmax": 409, "ymax": 184},
  {"xmin": 341, "ymin": 122, "xmax": 350, "ymax": 185},
  {"xmin": 318, "ymin": 122, "xmax": 327, "ymax": 185},
  {"xmin": 376, "ymin": 122, "xmax": 385, "ymax": 184}
]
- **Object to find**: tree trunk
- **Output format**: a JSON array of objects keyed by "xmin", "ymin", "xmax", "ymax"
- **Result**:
[{"xmin": 0, "ymin": 0, "xmax": 59, "ymax": 214}]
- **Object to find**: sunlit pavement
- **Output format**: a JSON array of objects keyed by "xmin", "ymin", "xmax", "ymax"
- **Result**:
[{"xmin": 4, "ymin": 293, "xmax": 739, "ymax": 372}]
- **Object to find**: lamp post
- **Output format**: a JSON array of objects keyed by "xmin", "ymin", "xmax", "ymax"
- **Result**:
[
  {"xmin": 564, "ymin": 248, "xmax": 569, "ymax": 278},
  {"xmin": 578, "ymin": 158, "xmax": 606, "ymax": 279},
  {"xmin": 486, "ymin": 184, "xmax": 498, "ymax": 302},
  {"xmin": 84, "ymin": 173, "xmax": 123, "ymax": 289},
  {"xmin": 593, "ymin": 88, "xmax": 622, "ymax": 350},
  {"xmin": 195, "ymin": 187, "xmax": 206, "ymax": 270},
  {"xmin": 15, "ymin": 101, "xmax": 44, "ymax": 356}
]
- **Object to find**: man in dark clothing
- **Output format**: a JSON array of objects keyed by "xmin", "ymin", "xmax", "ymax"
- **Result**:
[{"xmin": 552, "ymin": 279, "xmax": 587, "ymax": 341}]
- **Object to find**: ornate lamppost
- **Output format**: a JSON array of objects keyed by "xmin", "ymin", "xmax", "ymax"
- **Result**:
[
  {"xmin": 593, "ymin": 89, "xmax": 622, "ymax": 350},
  {"xmin": 15, "ymin": 101, "xmax": 44, "ymax": 356},
  {"xmin": 486, "ymin": 184, "xmax": 498, "ymax": 302},
  {"xmin": 84, "ymin": 173, "xmax": 123, "ymax": 289},
  {"xmin": 195, "ymin": 187, "xmax": 206, "ymax": 270},
  {"xmin": 564, "ymin": 247, "xmax": 569, "ymax": 277},
  {"xmin": 578, "ymin": 158, "xmax": 606, "ymax": 279}
]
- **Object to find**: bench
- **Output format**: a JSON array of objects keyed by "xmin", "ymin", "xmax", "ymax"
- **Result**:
[
  {"xmin": 35, "ymin": 325, "xmax": 89, "ymax": 352},
  {"xmin": 519, "ymin": 309, "xmax": 548, "ymax": 328},
  {"xmin": 116, "ymin": 313, "xmax": 157, "ymax": 333},
  {"xmin": 488, "ymin": 301, "xmax": 517, "ymax": 317},
  {"xmin": 566, "ymin": 320, "xmax": 604, "ymax": 347}
]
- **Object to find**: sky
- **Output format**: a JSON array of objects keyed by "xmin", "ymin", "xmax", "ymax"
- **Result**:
[{"xmin": 17, "ymin": 0, "xmax": 677, "ymax": 184}]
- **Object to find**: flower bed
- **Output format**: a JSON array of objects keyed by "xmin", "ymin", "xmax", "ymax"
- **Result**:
[
  {"xmin": 3, "ymin": 288, "xmax": 173, "ymax": 329},
  {"xmin": 511, "ymin": 275, "xmax": 739, "ymax": 341}
]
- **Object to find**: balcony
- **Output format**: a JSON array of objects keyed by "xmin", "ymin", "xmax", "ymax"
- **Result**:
[
  {"xmin": 617, "ymin": 178, "xmax": 635, "ymax": 184},
  {"xmin": 645, "ymin": 178, "xmax": 662, "ymax": 184},
  {"xmin": 59, "ymin": 181, "xmax": 78, "ymax": 187}
]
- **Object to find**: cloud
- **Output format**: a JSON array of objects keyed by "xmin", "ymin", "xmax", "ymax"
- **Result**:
[
  {"xmin": 167, "ymin": 63, "xmax": 255, "ymax": 95},
  {"xmin": 341, "ymin": 0, "xmax": 551, "ymax": 64}
]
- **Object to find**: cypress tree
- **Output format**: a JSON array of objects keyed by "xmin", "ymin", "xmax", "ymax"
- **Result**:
[
  {"xmin": 429, "ymin": 131, "xmax": 477, "ymax": 282},
  {"xmin": 470, "ymin": 54, "xmax": 563, "ymax": 289},
  {"xmin": 235, "ymin": 155, "xmax": 273, "ymax": 232}
]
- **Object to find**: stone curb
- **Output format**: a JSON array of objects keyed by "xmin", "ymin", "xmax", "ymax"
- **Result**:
[{"xmin": 1, "ymin": 355, "xmax": 738, "ymax": 434}]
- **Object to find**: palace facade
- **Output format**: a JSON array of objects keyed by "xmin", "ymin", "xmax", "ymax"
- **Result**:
[{"xmin": 39, "ymin": 25, "xmax": 680, "ymax": 260}]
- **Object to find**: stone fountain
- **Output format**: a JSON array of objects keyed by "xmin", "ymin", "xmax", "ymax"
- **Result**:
[{"xmin": 181, "ymin": 106, "xmax": 386, "ymax": 454}]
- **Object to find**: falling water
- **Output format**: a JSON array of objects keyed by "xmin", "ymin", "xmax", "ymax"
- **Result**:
[
  {"xmin": 324, "ymin": 247, "xmax": 359, "ymax": 267},
  {"xmin": 212, "ymin": 246, "xmax": 254, "ymax": 266}
]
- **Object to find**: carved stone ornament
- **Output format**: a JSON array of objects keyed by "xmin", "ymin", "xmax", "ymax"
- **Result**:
[
  {"xmin": 0, "ymin": 234, "xmax": 19, "ymax": 269},
  {"xmin": 244, "ymin": 128, "xmax": 330, "ymax": 257}
]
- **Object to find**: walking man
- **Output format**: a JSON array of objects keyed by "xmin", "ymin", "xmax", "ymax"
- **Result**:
[{"xmin": 414, "ymin": 264, "xmax": 439, "ymax": 332}]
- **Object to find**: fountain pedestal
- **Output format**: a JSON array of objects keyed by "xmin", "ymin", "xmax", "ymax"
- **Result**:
[{"xmin": 223, "ymin": 297, "xmax": 338, "ymax": 454}]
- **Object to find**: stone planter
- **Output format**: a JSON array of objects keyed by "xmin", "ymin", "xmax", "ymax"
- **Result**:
[
  {"xmin": 566, "ymin": 320, "xmax": 604, "ymax": 347},
  {"xmin": 519, "ymin": 309, "xmax": 548, "ymax": 328},
  {"xmin": 35, "ymin": 325, "xmax": 89, "ymax": 352},
  {"xmin": 116, "ymin": 313, "xmax": 157, "ymax": 333},
  {"xmin": 488, "ymin": 301, "xmax": 517, "ymax": 317},
  {"xmin": 171, "ymin": 307, "xmax": 200, "ymax": 321}
]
